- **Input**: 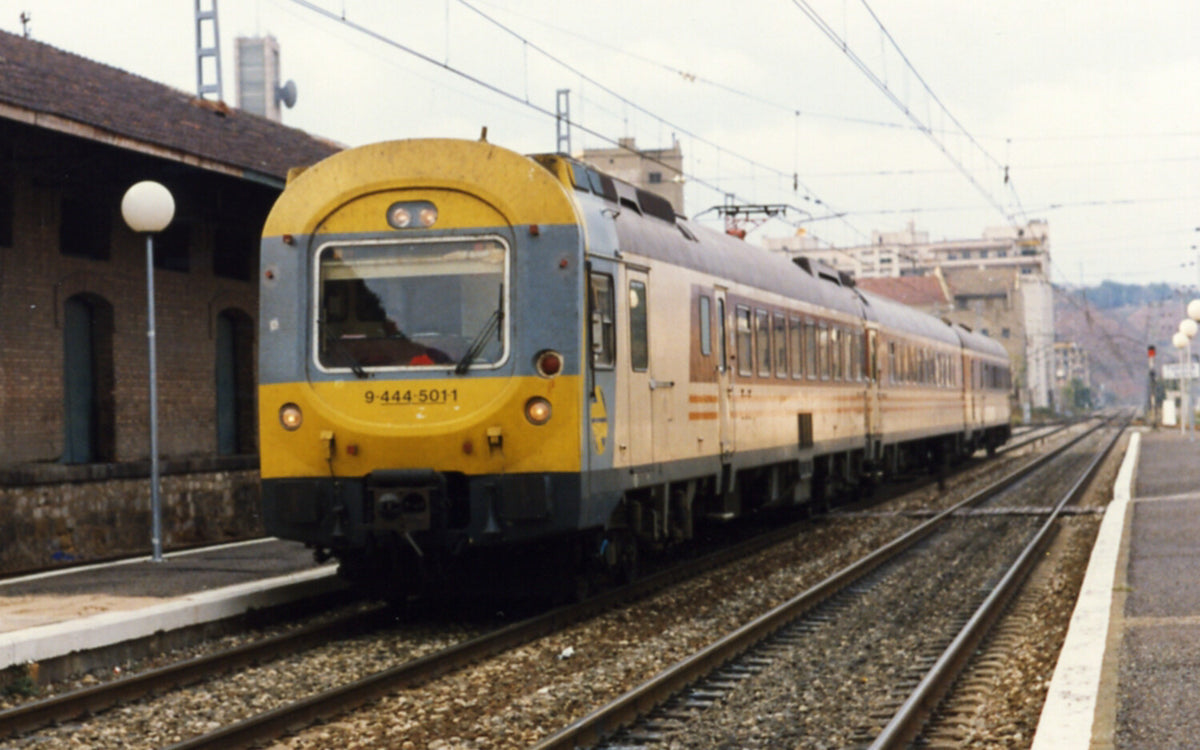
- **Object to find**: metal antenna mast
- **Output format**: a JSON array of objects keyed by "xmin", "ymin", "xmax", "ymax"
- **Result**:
[
  {"xmin": 195, "ymin": 0, "xmax": 224, "ymax": 100},
  {"xmin": 555, "ymin": 89, "xmax": 571, "ymax": 154}
]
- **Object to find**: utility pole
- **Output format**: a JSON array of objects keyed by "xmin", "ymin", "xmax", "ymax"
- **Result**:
[{"xmin": 195, "ymin": 0, "xmax": 224, "ymax": 101}]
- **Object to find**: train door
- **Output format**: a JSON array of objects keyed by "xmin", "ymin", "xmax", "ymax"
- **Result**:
[
  {"xmin": 625, "ymin": 269, "xmax": 654, "ymax": 467},
  {"xmin": 714, "ymin": 289, "xmax": 735, "ymax": 457},
  {"xmin": 586, "ymin": 266, "xmax": 617, "ymax": 476}
]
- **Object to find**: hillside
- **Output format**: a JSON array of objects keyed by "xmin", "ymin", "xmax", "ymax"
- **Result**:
[{"xmin": 1055, "ymin": 285, "xmax": 1195, "ymax": 406}]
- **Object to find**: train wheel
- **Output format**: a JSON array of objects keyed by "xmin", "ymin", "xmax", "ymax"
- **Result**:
[{"xmin": 603, "ymin": 530, "xmax": 639, "ymax": 585}]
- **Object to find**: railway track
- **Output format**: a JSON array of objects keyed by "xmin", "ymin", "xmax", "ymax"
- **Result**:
[
  {"xmin": 0, "ymin": 514, "xmax": 818, "ymax": 748},
  {"xmin": 531, "ymin": 418, "xmax": 1120, "ymax": 749},
  {"xmin": 0, "ymin": 422, "xmax": 1098, "ymax": 748}
]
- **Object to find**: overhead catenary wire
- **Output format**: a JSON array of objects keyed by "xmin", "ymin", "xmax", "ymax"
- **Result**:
[
  {"xmin": 451, "ymin": 0, "xmax": 862, "ymax": 236},
  {"xmin": 284, "ymin": 0, "xmax": 863, "ymax": 241},
  {"xmin": 787, "ymin": 0, "xmax": 1028, "ymax": 226}
]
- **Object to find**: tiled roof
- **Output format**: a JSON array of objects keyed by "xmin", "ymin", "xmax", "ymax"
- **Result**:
[
  {"xmin": 857, "ymin": 275, "xmax": 950, "ymax": 308},
  {"xmin": 0, "ymin": 30, "xmax": 340, "ymax": 181}
]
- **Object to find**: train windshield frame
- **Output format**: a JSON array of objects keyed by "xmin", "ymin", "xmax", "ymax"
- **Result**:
[{"xmin": 312, "ymin": 236, "xmax": 510, "ymax": 374}]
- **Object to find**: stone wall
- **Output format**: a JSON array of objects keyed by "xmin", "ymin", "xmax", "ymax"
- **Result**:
[{"xmin": 0, "ymin": 458, "xmax": 263, "ymax": 573}]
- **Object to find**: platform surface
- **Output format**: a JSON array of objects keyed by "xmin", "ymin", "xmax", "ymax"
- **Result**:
[
  {"xmin": 1035, "ymin": 428, "xmax": 1200, "ymax": 749},
  {"xmin": 0, "ymin": 538, "xmax": 338, "ymax": 667}
]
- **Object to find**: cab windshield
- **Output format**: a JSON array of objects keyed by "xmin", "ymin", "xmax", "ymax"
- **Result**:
[{"xmin": 316, "ymin": 237, "xmax": 508, "ymax": 372}]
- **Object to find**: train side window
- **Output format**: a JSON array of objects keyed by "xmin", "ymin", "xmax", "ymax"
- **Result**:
[
  {"xmin": 845, "ymin": 332, "xmax": 854, "ymax": 382},
  {"xmin": 789, "ymin": 316, "xmax": 803, "ymax": 378},
  {"xmin": 888, "ymin": 341, "xmax": 895, "ymax": 384},
  {"xmin": 805, "ymin": 323, "xmax": 818, "ymax": 379},
  {"xmin": 818, "ymin": 325, "xmax": 830, "ymax": 380},
  {"xmin": 852, "ymin": 332, "xmax": 863, "ymax": 382},
  {"xmin": 736, "ymin": 306, "xmax": 753, "ymax": 377},
  {"xmin": 835, "ymin": 326, "xmax": 844, "ymax": 379},
  {"xmin": 589, "ymin": 272, "xmax": 615, "ymax": 368},
  {"xmin": 755, "ymin": 309, "xmax": 771, "ymax": 377},
  {"xmin": 699, "ymin": 295, "xmax": 712, "ymax": 357},
  {"xmin": 717, "ymin": 298, "xmax": 728, "ymax": 372},
  {"xmin": 774, "ymin": 314, "xmax": 788, "ymax": 378},
  {"xmin": 629, "ymin": 280, "xmax": 649, "ymax": 372}
]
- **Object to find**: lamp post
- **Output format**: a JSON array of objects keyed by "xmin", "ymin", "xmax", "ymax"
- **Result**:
[
  {"xmin": 1189, "ymin": 300, "xmax": 1200, "ymax": 436},
  {"xmin": 1176, "ymin": 331, "xmax": 1185, "ymax": 436},
  {"xmin": 121, "ymin": 181, "xmax": 175, "ymax": 562},
  {"xmin": 1177, "ymin": 318, "xmax": 1197, "ymax": 438}
]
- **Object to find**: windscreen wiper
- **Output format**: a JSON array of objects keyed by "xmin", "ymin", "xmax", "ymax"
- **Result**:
[
  {"xmin": 322, "ymin": 319, "xmax": 371, "ymax": 379},
  {"xmin": 455, "ymin": 307, "xmax": 503, "ymax": 375}
]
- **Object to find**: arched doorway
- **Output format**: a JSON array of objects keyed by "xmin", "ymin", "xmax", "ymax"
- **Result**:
[
  {"xmin": 62, "ymin": 293, "xmax": 115, "ymax": 463},
  {"xmin": 215, "ymin": 308, "xmax": 255, "ymax": 455}
]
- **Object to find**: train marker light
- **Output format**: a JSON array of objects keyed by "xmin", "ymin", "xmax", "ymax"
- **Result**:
[
  {"xmin": 279, "ymin": 403, "xmax": 303, "ymax": 430},
  {"xmin": 525, "ymin": 397, "xmax": 552, "ymax": 425},
  {"xmin": 536, "ymin": 350, "xmax": 563, "ymax": 377}
]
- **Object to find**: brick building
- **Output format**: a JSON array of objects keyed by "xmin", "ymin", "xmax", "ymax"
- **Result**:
[{"xmin": 0, "ymin": 30, "xmax": 339, "ymax": 569}]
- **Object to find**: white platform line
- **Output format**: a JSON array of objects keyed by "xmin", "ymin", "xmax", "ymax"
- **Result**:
[{"xmin": 1029, "ymin": 430, "xmax": 1140, "ymax": 750}]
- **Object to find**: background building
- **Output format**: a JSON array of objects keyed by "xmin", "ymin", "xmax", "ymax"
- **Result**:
[
  {"xmin": 775, "ymin": 220, "xmax": 1053, "ymax": 415},
  {"xmin": 0, "ymin": 29, "xmax": 338, "ymax": 570},
  {"xmin": 581, "ymin": 136, "xmax": 684, "ymax": 214}
]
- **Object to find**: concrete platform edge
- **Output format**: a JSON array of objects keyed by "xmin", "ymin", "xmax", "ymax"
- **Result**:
[
  {"xmin": 0, "ymin": 565, "xmax": 341, "ymax": 670},
  {"xmin": 1029, "ymin": 430, "xmax": 1140, "ymax": 750}
]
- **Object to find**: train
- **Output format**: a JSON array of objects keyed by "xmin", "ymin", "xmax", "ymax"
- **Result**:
[{"xmin": 257, "ymin": 137, "xmax": 1011, "ymax": 596}]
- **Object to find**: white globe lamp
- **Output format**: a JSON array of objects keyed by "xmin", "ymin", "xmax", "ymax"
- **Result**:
[{"xmin": 121, "ymin": 180, "xmax": 174, "ymax": 563}]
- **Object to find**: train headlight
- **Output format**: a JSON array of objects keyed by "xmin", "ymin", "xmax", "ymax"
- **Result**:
[
  {"xmin": 279, "ymin": 403, "xmax": 303, "ymax": 431},
  {"xmin": 387, "ymin": 205, "xmax": 412, "ymax": 228},
  {"xmin": 524, "ymin": 397, "xmax": 552, "ymax": 425},
  {"xmin": 386, "ymin": 201, "xmax": 438, "ymax": 230},
  {"xmin": 535, "ymin": 350, "xmax": 563, "ymax": 378}
]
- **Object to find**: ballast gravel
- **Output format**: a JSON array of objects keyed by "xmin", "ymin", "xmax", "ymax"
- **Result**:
[{"xmin": 10, "ymin": 426, "xmax": 1112, "ymax": 749}]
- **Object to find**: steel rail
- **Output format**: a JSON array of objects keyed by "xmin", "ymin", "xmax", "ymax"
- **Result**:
[
  {"xmin": 159, "ymin": 517, "xmax": 816, "ymax": 750},
  {"xmin": 868, "ymin": 419, "xmax": 1126, "ymax": 749},
  {"xmin": 530, "ymin": 419, "xmax": 1108, "ymax": 750},
  {"xmin": 998, "ymin": 420, "xmax": 1074, "ymax": 454},
  {"xmin": 0, "ymin": 604, "xmax": 388, "ymax": 738}
]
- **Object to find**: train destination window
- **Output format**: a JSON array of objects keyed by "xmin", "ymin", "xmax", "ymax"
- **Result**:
[
  {"xmin": 629, "ymin": 280, "xmax": 649, "ymax": 372},
  {"xmin": 774, "ymin": 314, "xmax": 788, "ymax": 378},
  {"xmin": 736, "ymin": 306, "xmax": 752, "ymax": 377},
  {"xmin": 699, "ymin": 296, "xmax": 712, "ymax": 357},
  {"xmin": 316, "ymin": 237, "xmax": 507, "ymax": 372},
  {"xmin": 755, "ymin": 309, "xmax": 771, "ymax": 377},
  {"xmin": 590, "ymin": 273, "xmax": 615, "ymax": 368}
]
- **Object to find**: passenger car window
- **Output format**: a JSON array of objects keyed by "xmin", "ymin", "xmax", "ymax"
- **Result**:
[
  {"xmin": 629, "ymin": 280, "xmax": 648, "ymax": 372},
  {"xmin": 736, "ymin": 306, "xmax": 753, "ymax": 377},
  {"xmin": 756, "ymin": 309, "xmax": 771, "ymax": 377},
  {"xmin": 589, "ymin": 272, "xmax": 615, "ymax": 368}
]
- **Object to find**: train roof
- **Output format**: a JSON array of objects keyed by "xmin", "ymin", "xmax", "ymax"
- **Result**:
[
  {"xmin": 952, "ymin": 324, "xmax": 1010, "ymax": 361},
  {"xmin": 544, "ymin": 153, "xmax": 865, "ymax": 318},
  {"xmin": 856, "ymin": 289, "xmax": 961, "ymax": 346}
]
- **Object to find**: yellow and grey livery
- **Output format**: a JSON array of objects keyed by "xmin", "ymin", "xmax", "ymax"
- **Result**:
[{"xmin": 258, "ymin": 138, "xmax": 1011, "ymax": 594}]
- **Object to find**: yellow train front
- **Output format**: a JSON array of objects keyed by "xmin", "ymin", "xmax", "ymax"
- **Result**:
[{"xmin": 258, "ymin": 139, "xmax": 590, "ymax": 593}]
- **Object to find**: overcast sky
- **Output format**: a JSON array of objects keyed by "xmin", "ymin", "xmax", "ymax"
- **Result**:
[{"xmin": 3, "ymin": 0, "xmax": 1198, "ymax": 286}]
